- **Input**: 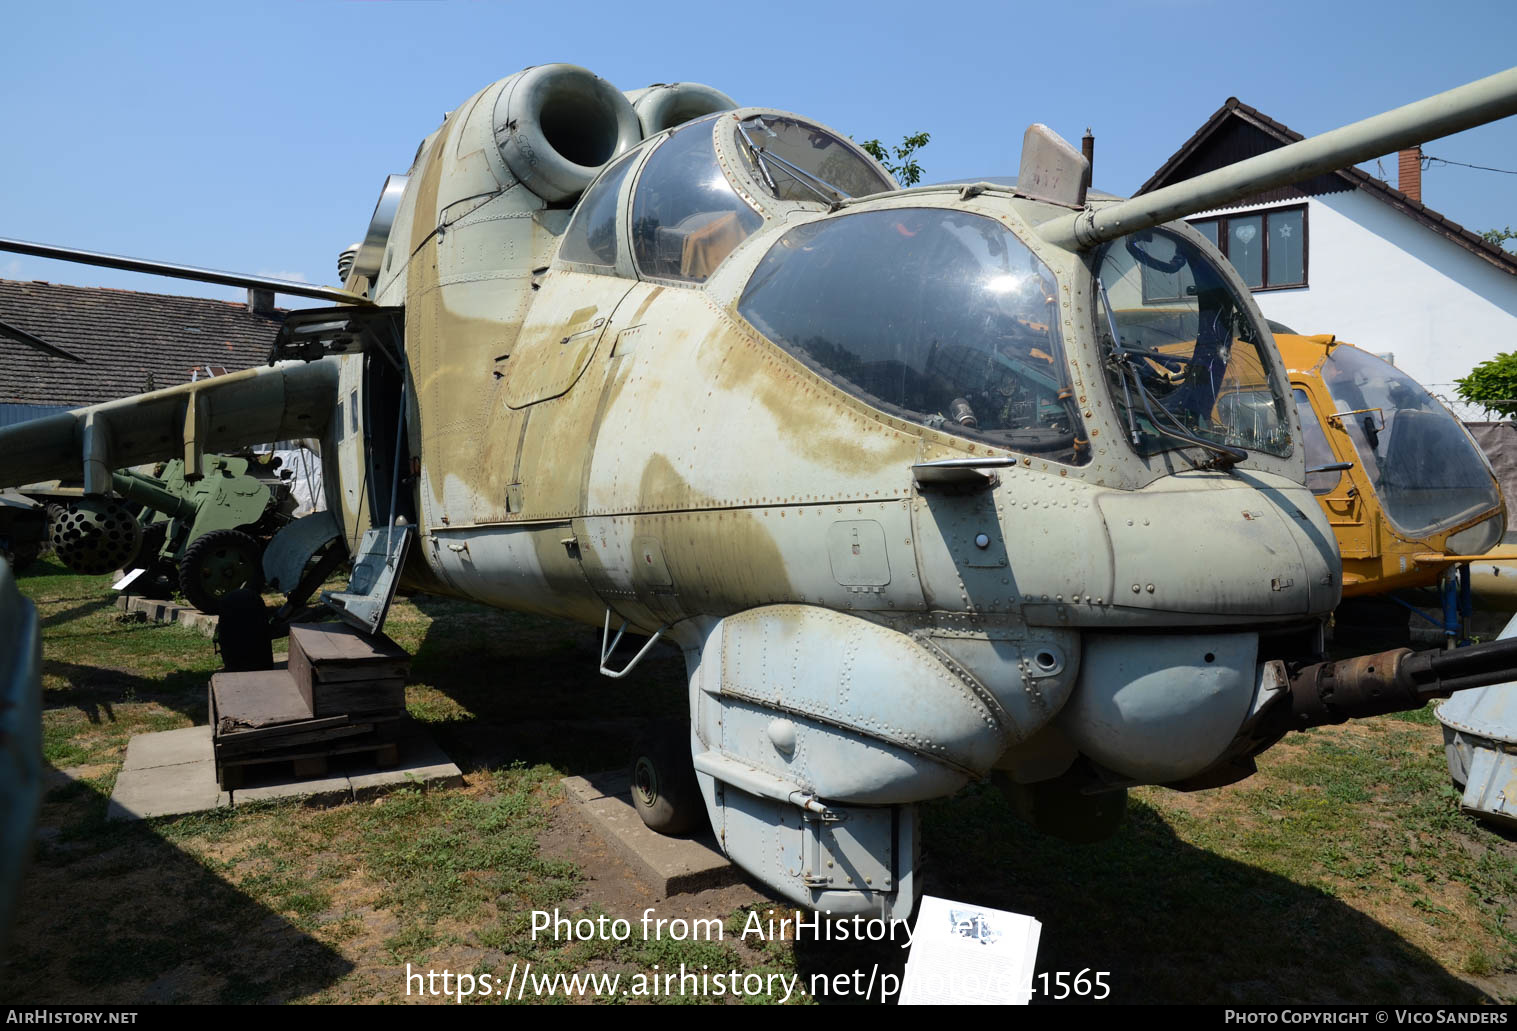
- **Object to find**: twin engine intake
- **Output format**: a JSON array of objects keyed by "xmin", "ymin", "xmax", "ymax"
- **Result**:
[
  {"xmin": 494, "ymin": 67, "xmax": 736, "ymax": 201},
  {"xmin": 345, "ymin": 65, "xmax": 735, "ymax": 284}
]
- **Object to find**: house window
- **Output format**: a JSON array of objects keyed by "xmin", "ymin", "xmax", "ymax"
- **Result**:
[{"xmin": 1190, "ymin": 204, "xmax": 1307, "ymax": 291}]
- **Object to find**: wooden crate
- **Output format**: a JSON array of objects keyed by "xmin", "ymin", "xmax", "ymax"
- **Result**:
[
  {"xmin": 287, "ymin": 622, "xmax": 409, "ymax": 717},
  {"xmin": 209, "ymin": 668, "xmax": 403, "ymax": 789},
  {"xmin": 209, "ymin": 667, "xmax": 311, "ymax": 733}
]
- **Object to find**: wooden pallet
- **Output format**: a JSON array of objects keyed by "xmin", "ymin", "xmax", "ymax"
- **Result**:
[{"xmin": 216, "ymin": 735, "xmax": 402, "ymax": 790}]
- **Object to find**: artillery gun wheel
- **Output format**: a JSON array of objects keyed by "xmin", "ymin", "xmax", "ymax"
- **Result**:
[
  {"xmin": 630, "ymin": 721, "xmax": 704, "ymax": 835},
  {"xmin": 179, "ymin": 530, "xmax": 264, "ymax": 615}
]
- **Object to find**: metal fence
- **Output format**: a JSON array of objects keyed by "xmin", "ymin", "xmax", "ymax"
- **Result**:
[{"xmin": 1467, "ymin": 421, "xmax": 1517, "ymax": 521}]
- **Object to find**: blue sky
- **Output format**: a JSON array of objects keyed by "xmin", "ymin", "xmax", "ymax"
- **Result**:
[{"xmin": 2, "ymin": 0, "xmax": 1514, "ymax": 305}]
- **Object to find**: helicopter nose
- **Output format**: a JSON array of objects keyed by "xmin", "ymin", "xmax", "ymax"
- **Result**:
[{"xmin": 1095, "ymin": 474, "xmax": 1338, "ymax": 619}]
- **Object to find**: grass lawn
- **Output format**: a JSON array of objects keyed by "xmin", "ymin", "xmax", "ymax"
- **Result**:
[{"xmin": 2, "ymin": 556, "xmax": 1513, "ymax": 1004}]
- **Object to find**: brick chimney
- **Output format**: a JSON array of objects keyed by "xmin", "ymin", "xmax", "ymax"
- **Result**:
[
  {"xmin": 246, "ymin": 287, "xmax": 275, "ymax": 314},
  {"xmin": 1398, "ymin": 147, "xmax": 1422, "ymax": 202}
]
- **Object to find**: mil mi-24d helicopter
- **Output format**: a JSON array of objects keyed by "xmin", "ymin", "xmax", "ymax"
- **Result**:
[{"xmin": 6, "ymin": 64, "xmax": 1517, "ymax": 921}]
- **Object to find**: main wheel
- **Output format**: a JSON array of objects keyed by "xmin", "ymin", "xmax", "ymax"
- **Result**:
[
  {"xmin": 179, "ymin": 530, "xmax": 264, "ymax": 615},
  {"xmin": 630, "ymin": 722, "xmax": 704, "ymax": 835}
]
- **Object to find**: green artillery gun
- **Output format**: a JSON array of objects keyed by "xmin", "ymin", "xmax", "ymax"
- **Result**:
[{"xmin": 41, "ymin": 452, "xmax": 297, "ymax": 613}]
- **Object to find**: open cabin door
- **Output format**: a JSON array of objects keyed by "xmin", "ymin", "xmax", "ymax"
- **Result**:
[{"xmin": 271, "ymin": 306, "xmax": 415, "ymax": 634}]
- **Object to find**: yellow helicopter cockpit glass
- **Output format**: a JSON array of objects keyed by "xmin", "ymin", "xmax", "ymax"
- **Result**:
[
  {"xmin": 1095, "ymin": 228, "xmax": 1291, "ymax": 461},
  {"xmin": 737, "ymin": 208, "xmax": 1088, "ymax": 464},
  {"xmin": 1320, "ymin": 344, "xmax": 1501, "ymax": 539},
  {"xmin": 631, "ymin": 115, "xmax": 763, "ymax": 283},
  {"xmin": 731, "ymin": 114, "xmax": 895, "ymax": 202},
  {"xmin": 1293, "ymin": 388, "xmax": 1343, "ymax": 495}
]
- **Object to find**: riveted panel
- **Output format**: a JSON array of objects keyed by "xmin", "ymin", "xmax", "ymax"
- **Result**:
[
  {"xmin": 500, "ymin": 273, "xmax": 634, "ymax": 408},
  {"xmin": 1100, "ymin": 487, "xmax": 1318, "ymax": 616},
  {"xmin": 826, "ymin": 519, "xmax": 890, "ymax": 587},
  {"xmin": 632, "ymin": 535, "xmax": 673, "ymax": 587}
]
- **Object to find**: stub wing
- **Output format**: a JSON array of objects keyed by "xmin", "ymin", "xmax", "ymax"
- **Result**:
[{"xmin": 0, "ymin": 360, "xmax": 338, "ymax": 492}]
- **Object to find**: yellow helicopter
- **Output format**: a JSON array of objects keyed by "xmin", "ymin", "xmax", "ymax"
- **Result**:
[{"xmin": 1276, "ymin": 331, "xmax": 1506, "ymax": 640}]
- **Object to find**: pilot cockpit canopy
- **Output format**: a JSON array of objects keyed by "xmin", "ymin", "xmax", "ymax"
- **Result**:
[
  {"xmin": 558, "ymin": 148, "xmax": 640, "ymax": 267},
  {"xmin": 631, "ymin": 114, "xmax": 762, "ymax": 282},
  {"xmin": 738, "ymin": 208, "xmax": 1089, "ymax": 464},
  {"xmin": 731, "ymin": 113, "xmax": 895, "ymax": 203},
  {"xmin": 556, "ymin": 109, "xmax": 897, "ymax": 285}
]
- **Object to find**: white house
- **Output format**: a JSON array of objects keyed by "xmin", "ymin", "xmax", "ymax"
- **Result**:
[{"xmin": 1138, "ymin": 98, "xmax": 1517, "ymax": 418}]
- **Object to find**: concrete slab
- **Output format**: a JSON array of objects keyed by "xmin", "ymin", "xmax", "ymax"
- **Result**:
[
  {"xmin": 178, "ymin": 609, "xmax": 219, "ymax": 635},
  {"xmin": 121, "ymin": 725, "xmax": 213, "ymax": 772},
  {"xmin": 114, "ymin": 594, "xmax": 218, "ymax": 637},
  {"xmin": 232, "ymin": 773, "xmax": 352, "ymax": 808},
  {"xmin": 349, "ymin": 732, "xmax": 464, "ymax": 801},
  {"xmin": 561, "ymin": 770, "xmax": 738, "ymax": 897},
  {"xmin": 107, "ymin": 721, "xmax": 464, "ymax": 817},
  {"xmin": 108, "ymin": 760, "xmax": 225, "ymax": 820}
]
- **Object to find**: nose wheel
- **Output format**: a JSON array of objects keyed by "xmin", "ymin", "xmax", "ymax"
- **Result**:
[{"xmin": 630, "ymin": 722, "xmax": 704, "ymax": 835}]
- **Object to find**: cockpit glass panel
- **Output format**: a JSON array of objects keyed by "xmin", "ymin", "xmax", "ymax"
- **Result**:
[
  {"xmin": 1095, "ymin": 229, "xmax": 1291, "ymax": 460},
  {"xmin": 1294, "ymin": 388, "xmax": 1342, "ymax": 495},
  {"xmin": 733, "ymin": 114, "xmax": 895, "ymax": 203},
  {"xmin": 558, "ymin": 149, "xmax": 639, "ymax": 267},
  {"xmin": 632, "ymin": 116, "xmax": 762, "ymax": 283},
  {"xmin": 1320, "ymin": 344, "xmax": 1500, "ymax": 537},
  {"xmin": 738, "ymin": 208, "xmax": 1087, "ymax": 464}
]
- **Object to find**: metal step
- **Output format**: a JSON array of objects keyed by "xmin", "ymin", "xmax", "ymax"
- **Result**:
[{"xmin": 324, "ymin": 524, "xmax": 413, "ymax": 636}]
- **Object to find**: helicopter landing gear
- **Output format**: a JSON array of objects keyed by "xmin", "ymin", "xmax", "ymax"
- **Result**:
[{"xmin": 630, "ymin": 721, "xmax": 704, "ymax": 835}]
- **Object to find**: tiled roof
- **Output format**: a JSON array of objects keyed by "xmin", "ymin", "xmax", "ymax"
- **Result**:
[
  {"xmin": 1138, "ymin": 97, "xmax": 1517, "ymax": 277},
  {"xmin": 0, "ymin": 279, "xmax": 285, "ymax": 408}
]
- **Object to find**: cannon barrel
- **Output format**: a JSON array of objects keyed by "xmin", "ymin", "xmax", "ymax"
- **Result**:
[
  {"xmin": 111, "ymin": 469, "xmax": 198, "ymax": 522},
  {"xmin": 1276, "ymin": 636, "xmax": 1517, "ymax": 731},
  {"xmin": 1040, "ymin": 65, "xmax": 1517, "ymax": 250}
]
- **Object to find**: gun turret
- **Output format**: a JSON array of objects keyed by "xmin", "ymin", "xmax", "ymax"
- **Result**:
[
  {"xmin": 1274, "ymin": 636, "xmax": 1517, "ymax": 732},
  {"xmin": 1039, "ymin": 66, "xmax": 1517, "ymax": 250}
]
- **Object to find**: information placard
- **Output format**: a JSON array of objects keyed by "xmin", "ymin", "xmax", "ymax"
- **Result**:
[{"xmin": 899, "ymin": 895, "xmax": 1041, "ymax": 1005}]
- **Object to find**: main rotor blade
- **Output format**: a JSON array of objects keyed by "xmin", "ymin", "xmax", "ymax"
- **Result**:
[{"xmin": 0, "ymin": 237, "xmax": 370, "ymax": 306}]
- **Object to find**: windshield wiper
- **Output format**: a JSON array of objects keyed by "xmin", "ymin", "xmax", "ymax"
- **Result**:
[
  {"xmin": 1109, "ymin": 347, "xmax": 1247, "ymax": 470},
  {"xmin": 736, "ymin": 123, "xmax": 850, "ymax": 206},
  {"xmin": 736, "ymin": 123, "xmax": 780, "ymax": 194}
]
